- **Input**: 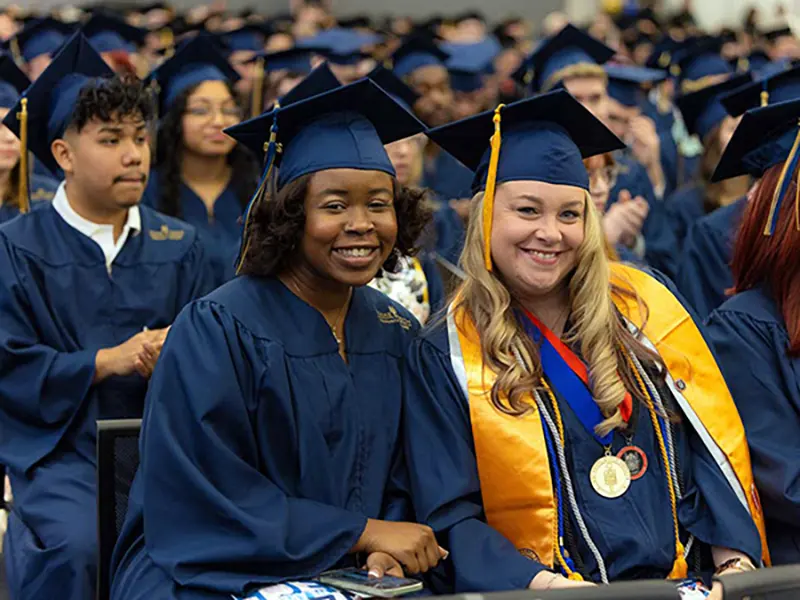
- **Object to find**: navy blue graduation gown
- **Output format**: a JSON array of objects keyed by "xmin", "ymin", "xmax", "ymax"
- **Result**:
[
  {"xmin": 422, "ymin": 147, "xmax": 474, "ymax": 203},
  {"xmin": 676, "ymin": 197, "xmax": 745, "ymax": 319},
  {"xmin": 430, "ymin": 199, "xmax": 465, "ymax": 266},
  {"xmin": 403, "ymin": 274, "xmax": 761, "ymax": 593},
  {"xmin": 705, "ymin": 289, "xmax": 800, "ymax": 565},
  {"xmin": 111, "ymin": 278, "xmax": 420, "ymax": 600},
  {"xmin": 610, "ymin": 154, "xmax": 679, "ymax": 279},
  {"xmin": 143, "ymin": 171, "xmax": 245, "ymax": 286},
  {"xmin": 0, "ymin": 204, "xmax": 214, "ymax": 600},
  {"xmin": 0, "ymin": 173, "xmax": 59, "ymax": 223},
  {"xmin": 665, "ymin": 184, "xmax": 705, "ymax": 249}
]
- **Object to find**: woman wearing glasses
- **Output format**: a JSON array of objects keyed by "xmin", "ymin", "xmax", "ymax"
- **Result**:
[{"xmin": 143, "ymin": 38, "xmax": 258, "ymax": 285}]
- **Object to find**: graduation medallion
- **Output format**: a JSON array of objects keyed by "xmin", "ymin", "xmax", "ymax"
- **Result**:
[
  {"xmin": 589, "ymin": 455, "xmax": 631, "ymax": 498},
  {"xmin": 617, "ymin": 445, "xmax": 648, "ymax": 480}
]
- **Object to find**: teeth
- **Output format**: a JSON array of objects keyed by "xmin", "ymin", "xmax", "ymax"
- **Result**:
[
  {"xmin": 531, "ymin": 251, "xmax": 557, "ymax": 259},
  {"xmin": 337, "ymin": 248, "xmax": 373, "ymax": 257}
]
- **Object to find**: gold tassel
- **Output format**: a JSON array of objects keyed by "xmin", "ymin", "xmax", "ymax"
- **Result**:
[
  {"xmin": 17, "ymin": 98, "xmax": 29, "ymax": 214},
  {"xmin": 250, "ymin": 56, "xmax": 265, "ymax": 119},
  {"xmin": 764, "ymin": 120, "xmax": 800, "ymax": 235},
  {"xmin": 761, "ymin": 90, "xmax": 770, "ymax": 107},
  {"xmin": 482, "ymin": 104, "xmax": 505, "ymax": 272},
  {"xmin": 668, "ymin": 542, "xmax": 689, "ymax": 580}
]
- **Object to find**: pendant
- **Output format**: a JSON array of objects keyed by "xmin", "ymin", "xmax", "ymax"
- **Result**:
[
  {"xmin": 617, "ymin": 445, "xmax": 648, "ymax": 480},
  {"xmin": 590, "ymin": 455, "xmax": 631, "ymax": 498}
]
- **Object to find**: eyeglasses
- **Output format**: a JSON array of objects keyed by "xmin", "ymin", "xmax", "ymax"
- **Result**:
[
  {"xmin": 588, "ymin": 165, "xmax": 619, "ymax": 189},
  {"xmin": 185, "ymin": 104, "xmax": 243, "ymax": 121}
]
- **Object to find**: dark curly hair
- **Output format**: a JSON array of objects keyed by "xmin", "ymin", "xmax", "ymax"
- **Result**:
[
  {"xmin": 154, "ymin": 81, "xmax": 258, "ymax": 218},
  {"xmin": 238, "ymin": 173, "xmax": 433, "ymax": 277},
  {"xmin": 67, "ymin": 74, "xmax": 154, "ymax": 133}
]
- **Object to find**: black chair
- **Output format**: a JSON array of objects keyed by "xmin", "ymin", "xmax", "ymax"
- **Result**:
[
  {"xmin": 718, "ymin": 564, "xmax": 800, "ymax": 599},
  {"xmin": 96, "ymin": 419, "xmax": 142, "ymax": 600},
  {"xmin": 434, "ymin": 580, "xmax": 679, "ymax": 600}
]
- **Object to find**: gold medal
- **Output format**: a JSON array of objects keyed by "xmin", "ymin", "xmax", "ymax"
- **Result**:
[{"xmin": 590, "ymin": 455, "xmax": 631, "ymax": 498}]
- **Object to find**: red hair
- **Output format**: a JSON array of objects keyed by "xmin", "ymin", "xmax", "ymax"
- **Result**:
[
  {"xmin": 730, "ymin": 162, "xmax": 800, "ymax": 355},
  {"xmin": 105, "ymin": 50, "xmax": 137, "ymax": 76}
]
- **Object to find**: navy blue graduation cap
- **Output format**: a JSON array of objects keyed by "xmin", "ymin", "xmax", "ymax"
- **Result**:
[
  {"xmin": 298, "ymin": 28, "xmax": 381, "ymax": 66},
  {"xmin": 721, "ymin": 64, "xmax": 800, "ymax": 116},
  {"xmin": 251, "ymin": 47, "xmax": 324, "ymax": 75},
  {"xmin": 0, "ymin": 54, "xmax": 30, "ymax": 108},
  {"xmin": 391, "ymin": 35, "xmax": 449, "ymax": 78},
  {"xmin": 524, "ymin": 24, "xmax": 615, "ymax": 93},
  {"xmin": 2, "ymin": 32, "xmax": 113, "ymax": 209},
  {"xmin": 426, "ymin": 89, "xmax": 624, "ymax": 270},
  {"xmin": 146, "ymin": 36, "xmax": 239, "ymax": 114},
  {"xmin": 277, "ymin": 63, "xmax": 341, "ymax": 108},
  {"xmin": 82, "ymin": 14, "xmax": 147, "ymax": 54},
  {"xmin": 442, "ymin": 38, "xmax": 500, "ymax": 72},
  {"xmin": 366, "ymin": 65, "xmax": 419, "ymax": 110},
  {"xmin": 712, "ymin": 97, "xmax": 800, "ymax": 235},
  {"xmin": 220, "ymin": 24, "xmax": 267, "ymax": 53},
  {"xmin": 675, "ymin": 37, "xmax": 732, "ymax": 90},
  {"xmin": 224, "ymin": 78, "xmax": 426, "ymax": 271},
  {"xmin": 606, "ymin": 64, "xmax": 666, "ymax": 107},
  {"xmin": 676, "ymin": 73, "xmax": 751, "ymax": 139},
  {"xmin": 8, "ymin": 17, "xmax": 74, "ymax": 63}
]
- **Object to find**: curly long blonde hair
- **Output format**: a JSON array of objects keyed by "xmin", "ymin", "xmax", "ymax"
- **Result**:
[{"xmin": 452, "ymin": 186, "xmax": 663, "ymax": 435}]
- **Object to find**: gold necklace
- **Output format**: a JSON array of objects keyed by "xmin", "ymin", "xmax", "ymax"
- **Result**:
[{"xmin": 329, "ymin": 289, "xmax": 352, "ymax": 346}]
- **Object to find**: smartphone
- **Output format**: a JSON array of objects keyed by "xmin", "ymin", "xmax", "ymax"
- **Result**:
[{"xmin": 318, "ymin": 568, "xmax": 423, "ymax": 598}]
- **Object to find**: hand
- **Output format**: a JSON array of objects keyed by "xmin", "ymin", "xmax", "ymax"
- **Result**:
[
  {"xmin": 94, "ymin": 327, "xmax": 170, "ymax": 383},
  {"xmin": 628, "ymin": 115, "xmax": 661, "ymax": 169},
  {"xmin": 708, "ymin": 581, "xmax": 724, "ymax": 600},
  {"xmin": 353, "ymin": 519, "xmax": 447, "ymax": 575},
  {"xmin": 134, "ymin": 328, "xmax": 170, "ymax": 379},
  {"xmin": 365, "ymin": 552, "xmax": 405, "ymax": 579},
  {"xmin": 449, "ymin": 198, "xmax": 472, "ymax": 223},
  {"xmin": 529, "ymin": 571, "xmax": 596, "ymax": 590},
  {"xmin": 603, "ymin": 190, "xmax": 649, "ymax": 247}
]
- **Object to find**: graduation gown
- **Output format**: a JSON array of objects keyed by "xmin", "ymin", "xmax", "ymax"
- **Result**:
[
  {"xmin": 665, "ymin": 183, "xmax": 705, "ymax": 249},
  {"xmin": 610, "ymin": 154, "xmax": 679, "ymax": 279},
  {"xmin": 430, "ymin": 199, "xmax": 465, "ymax": 266},
  {"xmin": 403, "ymin": 270, "xmax": 762, "ymax": 593},
  {"xmin": 705, "ymin": 289, "xmax": 800, "ymax": 565},
  {"xmin": 0, "ymin": 173, "xmax": 59, "ymax": 223},
  {"xmin": 0, "ymin": 204, "xmax": 214, "ymax": 600},
  {"xmin": 110, "ymin": 278, "xmax": 420, "ymax": 600},
  {"xmin": 676, "ymin": 197, "xmax": 745, "ymax": 320},
  {"xmin": 422, "ymin": 147, "xmax": 474, "ymax": 203},
  {"xmin": 143, "ymin": 171, "xmax": 245, "ymax": 286}
]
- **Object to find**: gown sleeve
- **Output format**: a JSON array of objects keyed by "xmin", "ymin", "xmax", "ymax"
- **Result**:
[
  {"xmin": 403, "ymin": 333, "xmax": 547, "ymax": 592},
  {"xmin": 704, "ymin": 309, "xmax": 800, "ymax": 528},
  {"xmin": 141, "ymin": 300, "xmax": 369, "ymax": 593},
  {"xmin": 0, "ymin": 233, "xmax": 97, "ymax": 470}
]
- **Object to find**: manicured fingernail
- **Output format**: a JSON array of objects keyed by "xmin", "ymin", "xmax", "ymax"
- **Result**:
[{"xmin": 368, "ymin": 570, "xmax": 381, "ymax": 579}]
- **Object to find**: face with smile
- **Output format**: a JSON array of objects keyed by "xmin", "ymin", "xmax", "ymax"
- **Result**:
[
  {"xmin": 181, "ymin": 80, "xmax": 241, "ymax": 157},
  {"xmin": 490, "ymin": 179, "xmax": 586, "ymax": 300},
  {"xmin": 297, "ymin": 168, "xmax": 398, "ymax": 288},
  {"xmin": 0, "ymin": 108, "xmax": 21, "ymax": 172}
]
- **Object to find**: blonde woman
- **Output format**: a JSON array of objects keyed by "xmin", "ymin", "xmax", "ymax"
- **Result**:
[{"xmin": 402, "ymin": 90, "xmax": 769, "ymax": 595}]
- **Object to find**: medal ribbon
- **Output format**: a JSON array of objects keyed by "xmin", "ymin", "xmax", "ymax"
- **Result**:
[{"xmin": 520, "ymin": 309, "xmax": 632, "ymax": 446}]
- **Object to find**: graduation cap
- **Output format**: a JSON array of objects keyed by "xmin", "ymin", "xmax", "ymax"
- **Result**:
[
  {"xmin": 250, "ymin": 47, "xmax": 324, "ymax": 75},
  {"xmin": 277, "ymin": 62, "xmax": 341, "ymax": 108},
  {"xmin": 606, "ymin": 64, "xmax": 667, "ymax": 107},
  {"xmin": 443, "ymin": 38, "xmax": 500, "ymax": 72},
  {"xmin": 645, "ymin": 36, "xmax": 686, "ymax": 72},
  {"xmin": 367, "ymin": 65, "xmax": 419, "ymax": 109},
  {"xmin": 390, "ymin": 35, "xmax": 449, "ymax": 78},
  {"xmin": 8, "ymin": 17, "xmax": 74, "ymax": 63},
  {"xmin": 2, "ymin": 32, "xmax": 113, "ymax": 208},
  {"xmin": 763, "ymin": 26, "xmax": 795, "ymax": 43},
  {"xmin": 675, "ymin": 37, "xmax": 733, "ymax": 91},
  {"xmin": 712, "ymin": 97, "xmax": 800, "ymax": 235},
  {"xmin": 146, "ymin": 36, "xmax": 239, "ymax": 115},
  {"xmin": 224, "ymin": 78, "xmax": 426, "ymax": 271},
  {"xmin": 676, "ymin": 73, "xmax": 751, "ymax": 139},
  {"xmin": 0, "ymin": 54, "xmax": 31, "ymax": 108},
  {"xmin": 81, "ymin": 13, "xmax": 147, "ymax": 53},
  {"xmin": 427, "ymin": 89, "xmax": 624, "ymax": 270},
  {"xmin": 721, "ymin": 64, "xmax": 800, "ymax": 116},
  {"xmin": 523, "ymin": 24, "xmax": 615, "ymax": 93},
  {"xmin": 298, "ymin": 28, "xmax": 381, "ymax": 66},
  {"xmin": 220, "ymin": 24, "xmax": 267, "ymax": 53}
]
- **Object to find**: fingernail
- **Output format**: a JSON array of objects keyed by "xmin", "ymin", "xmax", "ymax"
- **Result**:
[{"xmin": 368, "ymin": 570, "xmax": 381, "ymax": 579}]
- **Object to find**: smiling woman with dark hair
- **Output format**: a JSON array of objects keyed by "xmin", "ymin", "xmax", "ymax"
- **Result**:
[{"xmin": 110, "ymin": 78, "xmax": 445, "ymax": 600}]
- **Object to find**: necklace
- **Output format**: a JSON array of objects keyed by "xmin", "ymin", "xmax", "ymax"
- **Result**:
[{"xmin": 329, "ymin": 291, "xmax": 352, "ymax": 346}]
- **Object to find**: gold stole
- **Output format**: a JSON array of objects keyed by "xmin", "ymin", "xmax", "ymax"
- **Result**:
[{"xmin": 449, "ymin": 263, "xmax": 770, "ymax": 568}]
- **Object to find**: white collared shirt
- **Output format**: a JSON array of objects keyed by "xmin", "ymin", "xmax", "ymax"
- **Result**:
[{"xmin": 52, "ymin": 182, "xmax": 141, "ymax": 273}]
